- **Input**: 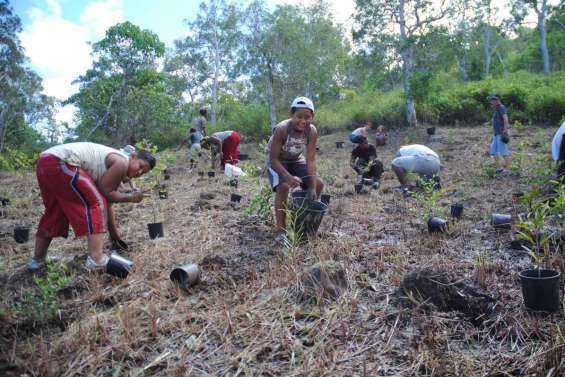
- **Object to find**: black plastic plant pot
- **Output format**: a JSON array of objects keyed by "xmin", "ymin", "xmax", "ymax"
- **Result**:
[
  {"xmin": 163, "ymin": 169, "xmax": 170, "ymax": 175},
  {"xmin": 320, "ymin": 194, "xmax": 331, "ymax": 206},
  {"xmin": 207, "ymin": 171, "xmax": 216, "ymax": 178},
  {"xmin": 238, "ymin": 154, "xmax": 249, "ymax": 161},
  {"xmin": 291, "ymin": 189, "xmax": 308, "ymax": 199},
  {"xmin": 230, "ymin": 193, "xmax": 242, "ymax": 203},
  {"xmin": 427, "ymin": 127, "xmax": 436, "ymax": 136},
  {"xmin": 229, "ymin": 179, "xmax": 238, "ymax": 188},
  {"xmin": 450, "ymin": 204, "xmax": 464, "ymax": 219},
  {"xmin": 159, "ymin": 190, "xmax": 168, "ymax": 199},
  {"xmin": 336, "ymin": 141, "xmax": 344, "ymax": 149},
  {"xmin": 14, "ymin": 227, "xmax": 30, "ymax": 243},
  {"xmin": 111, "ymin": 239, "xmax": 129, "ymax": 251},
  {"xmin": 1, "ymin": 198, "xmax": 9, "ymax": 206},
  {"xmin": 106, "ymin": 252, "xmax": 134, "ymax": 278},
  {"xmin": 163, "ymin": 173, "xmax": 171, "ymax": 180},
  {"xmin": 519, "ymin": 269, "xmax": 561, "ymax": 312},
  {"xmin": 362, "ymin": 178, "xmax": 373, "ymax": 186},
  {"xmin": 198, "ymin": 171, "xmax": 204, "ymax": 177},
  {"xmin": 354, "ymin": 183, "xmax": 363, "ymax": 194},
  {"xmin": 170, "ymin": 263, "xmax": 201, "ymax": 290},
  {"xmin": 427, "ymin": 217, "xmax": 448, "ymax": 233},
  {"xmin": 147, "ymin": 222, "xmax": 164, "ymax": 239},
  {"xmin": 491, "ymin": 213, "xmax": 512, "ymax": 229},
  {"xmin": 290, "ymin": 198, "xmax": 328, "ymax": 238}
]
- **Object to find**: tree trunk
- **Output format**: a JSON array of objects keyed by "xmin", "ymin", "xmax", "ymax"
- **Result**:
[
  {"xmin": 458, "ymin": 55, "xmax": 469, "ymax": 81},
  {"xmin": 537, "ymin": 4, "xmax": 550, "ymax": 75},
  {"xmin": 265, "ymin": 63, "xmax": 276, "ymax": 130},
  {"xmin": 398, "ymin": 0, "xmax": 417, "ymax": 127},
  {"xmin": 211, "ymin": 29, "xmax": 219, "ymax": 127},
  {"xmin": 0, "ymin": 106, "xmax": 9, "ymax": 154},
  {"xmin": 483, "ymin": 27, "xmax": 492, "ymax": 78}
]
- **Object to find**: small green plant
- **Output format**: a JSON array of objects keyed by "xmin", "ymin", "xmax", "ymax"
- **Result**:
[
  {"xmin": 512, "ymin": 120, "xmax": 525, "ymax": 132},
  {"xmin": 283, "ymin": 206, "xmax": 304, "ymax": 262},
  {"xmin": 410, "ymin": 176, "xmax": 444, "ymax": 220},
  {"xmin": 240, "ymin": 162, "xmax": 259, "ymax": 180},
  {"xmin": 509, "ymin": 152, "xmax": 523, "ymax": 176},
  {"xmin": 14, "ymin": 260, "xmax": 70, "ymax": 317},
  {"xmin": 516, "ymin": 201, "xmax": 554, "ymax": 274},
  {"xmin": 244, "ymin": 178, "xmax": 273, "ymax": 222},
  {"xmin": 403, "ymin": 130, "xmax": 415, "ymax": 144},
  {"xmin": 482, "ymin": 165, "xmax": 498, "ymax": 179}
]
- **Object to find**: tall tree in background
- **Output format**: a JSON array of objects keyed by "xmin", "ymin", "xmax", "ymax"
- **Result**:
[
  {"xmin": 0, "ymin": 0, "xmax": 53, "ymax": 154},
  {"xmin": 354, "ymin": 0, "xmax": 451, "ymax": 127},
  {"xmin": 68, "ymin": 22, "xmax": 168, "ymax": 144},
  {"xmin": 185, "ymin": 0, "xmax": 241, "ymax": 127},
  {"xmin": 238, "ymin": 0, "xmax": 278, "ymax": 128},
  {"xmin": 511, "ymin": 0, "xmax": 551, "ymax": 74}
]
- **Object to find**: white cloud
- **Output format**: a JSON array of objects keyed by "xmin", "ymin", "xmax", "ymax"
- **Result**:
[
  {"xmin": 20, "ymin": 0, "xmax": 124, "ymax": 126},
  {"xmin": 80, "ymin": 0, "xmax": 123, "ymax": 39}
]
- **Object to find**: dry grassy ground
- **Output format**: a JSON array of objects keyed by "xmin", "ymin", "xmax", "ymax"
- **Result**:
[{"xmin": 0, "ymin": 125, "xmax": 563, "ymax": 377}]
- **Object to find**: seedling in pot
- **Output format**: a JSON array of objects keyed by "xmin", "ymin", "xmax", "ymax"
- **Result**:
[
  {"xmin": 516, "ymin": 195, "xmax": 561, "ymax": 312},
  {"xmin": 426, "ymin": 127, "xmax": 436, "ymax": 136},
  {"xmin": 335, "ymin": 141, "xmax": 344, "ymax": 149},
  {"xmin": 230, "ymin": 193, "xmax": 242, "ymax": 203},
  {"xmin": 147, "ymin": 195, "xmax": 165, "ymax": 239}
]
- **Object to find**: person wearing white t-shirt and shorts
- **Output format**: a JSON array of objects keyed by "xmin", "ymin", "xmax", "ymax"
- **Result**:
[{"xmin": 391, "ymin": 144, "xmax": 441, "ymax": 191}]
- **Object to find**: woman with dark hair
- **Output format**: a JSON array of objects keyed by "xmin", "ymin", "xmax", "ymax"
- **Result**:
[
  {"xmin": 267, "ymin": 96, "xmax": 324, "ymax": 242},
  {"xmin": 28, "ymin": 142, "xmax": 156, "ymax": 271}
]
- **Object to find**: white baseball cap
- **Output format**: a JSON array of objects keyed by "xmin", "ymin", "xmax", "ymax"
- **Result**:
[{"xmin": 291, "ymin": 96, "xmax": 315, "ymax": 112}]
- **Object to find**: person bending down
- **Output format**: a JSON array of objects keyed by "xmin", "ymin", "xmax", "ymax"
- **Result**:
[
  {"xmin": 201, "ymin": 130, "xmax": 241, "ymax": 169},
  {"xmin": 28, "ymin": 142, "xmax": 156, "ymax": 271},
  {"xmin": 268, "ymin": 96, "xmax": 324, "ymax": 242},
  {"xmin": 350, "ymin": 136, "xmax": 383, "ymax": 186},
  {"xmin": 391, "ymin": 144, "xmax": 440, "ymax": 192},
  {"xmin": 350, "ymin": 120, "xmax": 378, "ymax": 144}
]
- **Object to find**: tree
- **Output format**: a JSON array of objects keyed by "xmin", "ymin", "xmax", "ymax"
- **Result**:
[
  {"xmin": 0, "ymin": 0, "xmax": 52, "ymax": 154},
  {"xmin": 238, "ymin": 0, "xmax": 278, "ymax": 128},
  {"xmin": 511, "ymin": 0, "xmax": 551, "ymax": 74},
  {"xmin": 68, "ymin": 22, "xmax": 168, "ymax": 144},
  {"xmin": 354, "ymin": 0, "xmax": 452, "ymax": 127},
  {"xmin": 184, "ymin": 0, "xmax": 241, "ymax": 127}
]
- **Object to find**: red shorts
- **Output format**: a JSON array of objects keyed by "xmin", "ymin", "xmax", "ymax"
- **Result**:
[
  {"xmin": 36, "ymin": 154, "xmax": 107, "ymax": 238},
  {"xmin": 222, "ymin": 131, "xmax": 240, "ymax": 165}
]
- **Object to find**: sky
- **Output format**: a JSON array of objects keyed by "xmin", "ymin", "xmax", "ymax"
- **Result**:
[{"xmin": 12, "ymin": 0, "xmax": 356, "ymax": 126}]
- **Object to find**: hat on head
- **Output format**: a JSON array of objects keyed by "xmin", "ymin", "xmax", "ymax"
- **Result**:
[
  {"xmin": 291, "ymin": 96, "xmax": 315, "ymax": 112},
  {"xmin": 488, "ymin": 93, "xmax": 501, "ymax": 101}
]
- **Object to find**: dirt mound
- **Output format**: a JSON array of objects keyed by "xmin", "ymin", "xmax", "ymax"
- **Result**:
[
  {"xmin": 399, "ymin": 268, "xmax": 496, "ymax": 324},
  {"xmin": 292, "ymin": 261, "xmax": 348, "ymax": 302}
]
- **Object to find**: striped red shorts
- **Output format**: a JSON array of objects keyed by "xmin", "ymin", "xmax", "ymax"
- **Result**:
[{"xmin": 36, "ymin": 154, "xmax": 107, "ymax": 238}]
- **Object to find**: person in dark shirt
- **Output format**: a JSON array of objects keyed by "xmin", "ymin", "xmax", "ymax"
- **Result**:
[
  {"xmin": 488, "ymin": 93, "xmax": 511, "ymax": 173},
  {"xmin": 350, "ymin": 137, "xmax": 383, "ymax": 186}
]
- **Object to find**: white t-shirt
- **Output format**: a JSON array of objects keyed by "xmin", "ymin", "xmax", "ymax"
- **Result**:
[
  {"xmin": 43, "ymin": 142, "xmax": 128, "ymax": 183},
  {"xmin": 551, "ymin": 122, "xmax": 565, "ymax": 161},
  {"xmin": 398, "ymin": 144, "xmax": 439, "ymax": 160},
  {"xmin": 212, "ymin": 131, "xmax": 233, "ymax": 142}
]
